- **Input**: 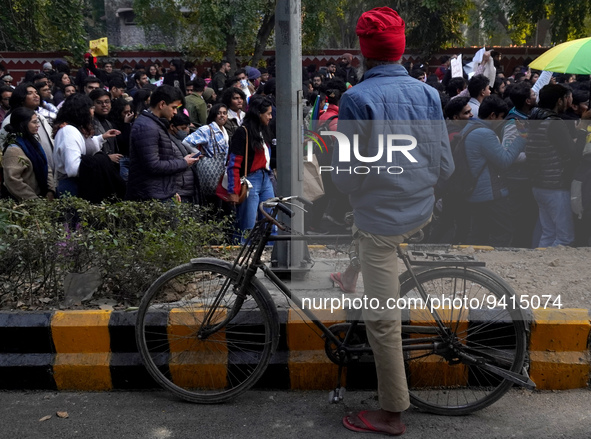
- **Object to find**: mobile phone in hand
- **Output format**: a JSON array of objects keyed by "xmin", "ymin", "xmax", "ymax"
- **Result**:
[{"xmin": 192, "ymin": 151, "xmax": 201, "ymax": 159}]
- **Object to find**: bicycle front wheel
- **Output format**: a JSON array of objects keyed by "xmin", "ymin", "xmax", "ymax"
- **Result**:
[
  {"xmin": 135, "ymin": 258, "xmax": 279, "ymax": 403},
  {"xmin": 400, "ymin": 266, "xmax": 527, "ymax": 415}
]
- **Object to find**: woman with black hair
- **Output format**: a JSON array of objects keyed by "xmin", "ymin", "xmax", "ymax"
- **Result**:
[
  {"xmin": 226, "ymin": 96, "xmax": 275, "ymax": 236},
  {"xmin": 52, "ymin": 72, "xmax": 72, "ymax": 106},
  {"xmin": 52, "ymin": 94, "xmax": 119, "ymax": 196},
  {"xmin": 163, "ymin": 59, "xmax": 189, "ymax": 95},
  {"xmin": 183, "ymin": 103, "xmax": 229, "ymax": 158},
  {"xmin": 2, "ymin": 107, "xmax": 55, "ymax": 200},
  {"xmin": 221, "ymin": 87, "xmax": 246, "ymax": 140},
  {"xmin": 1, "ymin": 82, "xmax": 55, "ymax": 173},
  {"xmin": 183, "ymin": 103, "xmax": 230, "ymax": 205},
  {"xmin": 147, "ymin": 64, "xmax": 162, "ymax": 84},
  {"xmin": 132, "ymin": 89, "xmax": 152, "ymax": 119}
]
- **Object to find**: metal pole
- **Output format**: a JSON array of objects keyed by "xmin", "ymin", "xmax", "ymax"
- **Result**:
[{"xmin": 272, "ymin": 0, "xmax": 309, "ymax": 276}]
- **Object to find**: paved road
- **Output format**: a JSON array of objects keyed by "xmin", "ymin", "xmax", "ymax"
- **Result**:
[{"xmin": 2, "ymin": 388, "xmax": 590, "ymax": 438}]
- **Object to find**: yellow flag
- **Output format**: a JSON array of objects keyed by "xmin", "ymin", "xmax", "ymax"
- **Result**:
[{"xmin": 89, "ymin": 38, "xmax": 108, "ymax": 57}]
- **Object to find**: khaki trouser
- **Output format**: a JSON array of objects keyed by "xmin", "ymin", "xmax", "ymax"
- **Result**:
[{"xmin": 355, "ymin": 221, "xmax": 428, "ymax": 413}]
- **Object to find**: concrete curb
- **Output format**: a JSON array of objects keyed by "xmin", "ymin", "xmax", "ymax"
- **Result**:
[{"xmin": 0, "ymin": 308, "xmax": 589, "ymax": 391}]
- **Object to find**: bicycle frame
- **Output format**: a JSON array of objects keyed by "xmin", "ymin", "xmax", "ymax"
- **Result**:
[
  {"xmin": 136, "ymin": 195, "xmax": 534, "ymax": 411},
  {"xmin": 201, "ymin": 200, "xmax": 467, "ymax": 360}
]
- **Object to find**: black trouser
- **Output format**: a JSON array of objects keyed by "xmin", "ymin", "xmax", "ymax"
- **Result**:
[
  {"xmin": 574, "ymin": 213, "xmax": 591, "ymax": 247},
  {"xmin": 426, "ymin": 196, "xmax": 471, "ymax": 245},
  {"xmin": 506, "ymin": 179, "xmax": 538, "ymax": 248}
]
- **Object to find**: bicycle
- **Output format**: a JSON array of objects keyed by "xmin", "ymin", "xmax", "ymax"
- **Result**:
[{"xmin": 135, "ymin": 195, "xmax": 535, "ymax": 416}]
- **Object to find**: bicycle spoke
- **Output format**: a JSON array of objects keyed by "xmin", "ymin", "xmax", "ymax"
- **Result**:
[
  {"xmin": 401, "ymin": 267, "xmax": 526, "ymax": 415},
  {"xmin": 136, "ymin": 261, "xmax": 277, "ymax": 403}
]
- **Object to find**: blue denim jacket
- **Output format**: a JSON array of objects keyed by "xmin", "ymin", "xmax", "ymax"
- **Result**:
[{"xmin": 182, "ymin": 122, "xmax": 229, "ymax": 159}]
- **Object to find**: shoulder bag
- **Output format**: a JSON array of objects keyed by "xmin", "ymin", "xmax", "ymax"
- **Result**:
[
  {"xmin": 195, "ymin": 125, "xmax": 227, "ymax": 197},
  {"xmin": 216, "ymin": 126, "xmax": 249, "ymax": 204}
]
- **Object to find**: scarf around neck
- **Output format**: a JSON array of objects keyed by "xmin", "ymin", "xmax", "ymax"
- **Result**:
[{"xmin": 14, "ymin": 136, "xmax": 49, "ymax": 195}]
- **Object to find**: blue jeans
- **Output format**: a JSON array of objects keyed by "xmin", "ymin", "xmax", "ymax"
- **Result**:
[
  {"xmin": 236, "ymin": 169, "xmax": 275, "ymax": 237},
  {"xmin": 532, "ymin": 187, "xmax": 574, "ymax": 247},
  {"xmin": 119, "ymin": 157, "xmax": 130, "ymax": 182},
  {"xmin": 57, "ymin": 177, "xmax": 79, "ymax": 197}
]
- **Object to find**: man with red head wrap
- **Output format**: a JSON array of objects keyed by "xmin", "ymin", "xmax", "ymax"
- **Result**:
[
  {"xmin": 333, "ymin": 7, "xmax": 454, "ymax": 435},
  {"xmin": 75, "ymin": 53, "xmax": 108, "ymax": 93}
]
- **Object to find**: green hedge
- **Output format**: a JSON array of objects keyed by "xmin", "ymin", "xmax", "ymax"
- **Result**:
[{"xmin": 0, "ymin": 198, "xmax": 233, "ymax": 309}]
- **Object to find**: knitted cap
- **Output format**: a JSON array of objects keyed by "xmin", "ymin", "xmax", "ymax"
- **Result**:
[{"xmin": 248, "ymin": 68, "xmax": 261, "ymax": 81}]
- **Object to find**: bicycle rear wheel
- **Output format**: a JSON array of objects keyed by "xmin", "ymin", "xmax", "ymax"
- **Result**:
[
  {"xmin": 400, "ymin": 266, "xmax": 527, "ymax": 415},
  {"xmin": 135, "ymin": 258, "xmax": 279, "ymax": 403}
]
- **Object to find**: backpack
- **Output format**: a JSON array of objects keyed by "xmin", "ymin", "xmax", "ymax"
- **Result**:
[{"xmin": 440, "ymin": 124, "xmax": 486, "ymax": 200}]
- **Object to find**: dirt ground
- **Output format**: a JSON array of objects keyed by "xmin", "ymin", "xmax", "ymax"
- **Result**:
[
  {"xmin": 464, "ymin": 246, "xmax": 591, "ymax": 310},
  {"xmin": 7, "ymin": 245, "xmax": 591, "ymax": 312},
  {"xmin": 311, "ymin": 245, "xmax": 591, "ymax": 311}
]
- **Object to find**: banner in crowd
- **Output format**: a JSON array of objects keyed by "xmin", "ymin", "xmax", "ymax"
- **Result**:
[{"xmin": 90, "ymin": 38, "xmax": 109, "ymax": 57}]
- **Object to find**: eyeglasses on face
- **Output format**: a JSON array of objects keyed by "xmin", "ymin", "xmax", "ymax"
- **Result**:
[{"xmin": 96, "ymin": 99, "xmax": 111, "ymax": 106}]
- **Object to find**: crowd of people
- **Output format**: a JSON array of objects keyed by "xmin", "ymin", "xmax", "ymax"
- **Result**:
[
  {"xmin": 0, "ymin": 7, "xmax": 590, "ymax": 435},
  {"xmin": 0, "ymin": 56, "xmax": 281, "ymax": 239},
  {"xmin": 0, "ymin": 46, "xmax": 590, "ymax": 246},
  {"xmin": 432, "ymin": 56, "xmax": 591, "ymax": 249},
  {"xmin": 303, "ymin": 51, "xmax": 591, "ymax": 250}
]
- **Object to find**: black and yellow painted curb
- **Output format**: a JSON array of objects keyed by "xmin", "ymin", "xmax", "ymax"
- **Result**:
[{"xmin": 0, "ymin": 308, "xmax": 589, "ymax": 391}]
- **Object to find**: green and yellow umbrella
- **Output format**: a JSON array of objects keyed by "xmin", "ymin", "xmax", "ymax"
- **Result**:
[{"xmin": 529, "ymin": 37, "xmax": 591, "ymax": 74}]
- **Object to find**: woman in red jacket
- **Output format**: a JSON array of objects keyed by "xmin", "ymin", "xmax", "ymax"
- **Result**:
[{"xmin": 226, "ymin": 96, "xmax": 275, "ymax": 239}]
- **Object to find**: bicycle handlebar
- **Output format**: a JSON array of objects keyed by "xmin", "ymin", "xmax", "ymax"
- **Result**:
[
  {"xmin": 276, "ymin": 202, "xmax": 295, "ymax": 218},
  {"xmin": 258, "ymin": 196, "xmax": 312, "ymax": 231}
]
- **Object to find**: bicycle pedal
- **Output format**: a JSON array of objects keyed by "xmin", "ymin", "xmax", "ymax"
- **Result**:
[
  {"xmin": 328, "ymin": 390, "xmax": 337, "ymax": 404},
  {"xmin": 328, "ymin": 387, "xmax": 346, "ymax": 404}
]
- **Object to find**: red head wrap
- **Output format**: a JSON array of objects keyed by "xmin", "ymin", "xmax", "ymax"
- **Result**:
[
  {"xmin": 83, "ymin": 52, "xmax": 97, "ymax": 64},
  {"xmin": 356, "ymin": 7, "xmax": 406, "ymax": 62}
]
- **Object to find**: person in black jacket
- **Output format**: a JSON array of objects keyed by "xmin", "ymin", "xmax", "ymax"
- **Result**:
[
  {"xmin": 109, "ymin": 97, "xmax": 134, "ymax": 181},
  {"xmin": 168, "ymin": 113, "xmax": 197, "ymax": 204},
  {"xmin": 163, "ymin": 59, "xmax": 190, "ymax": 96},
  {"xmin": 126, "ymin": 85, "xmax": 199, "ymax": 201},
  {"xmin": 75, "ymin": 53, "xmax": 108, "ymax": 93},
  {"xmin": 526, "ymin": 84, "xmax": 591, "ymax": 247},
  {"xmin": 336, "ymin": 53, "xmax": 358, "ymax": 86}
]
